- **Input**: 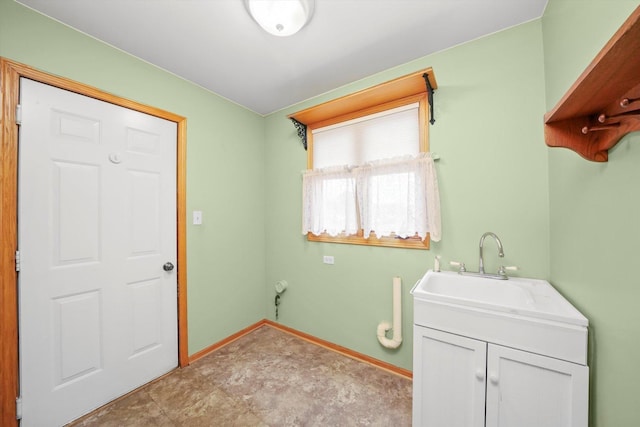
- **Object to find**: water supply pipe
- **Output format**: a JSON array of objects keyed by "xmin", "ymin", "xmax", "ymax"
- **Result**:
[{"xmin": 377, "ymin": 277, "xmax": 402, "ymax": 349}]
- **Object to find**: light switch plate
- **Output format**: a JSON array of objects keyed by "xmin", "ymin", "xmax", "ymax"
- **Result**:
[{"xmin": 193, "ymin": 210, "xmax": 203, "ymax": 225}]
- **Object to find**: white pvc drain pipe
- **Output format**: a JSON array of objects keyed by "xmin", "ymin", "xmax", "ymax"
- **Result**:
[{"xmin": 377, "ymin": 277, "xmax": 402, "ymax": 349}]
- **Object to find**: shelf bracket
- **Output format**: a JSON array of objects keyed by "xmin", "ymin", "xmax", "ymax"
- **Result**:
[
  {"xmin": 423, "ymin": 72, "xmax": 436, "ymax": 125},
  {"xmin": 290, "ymin": 118, "xmax": 308, "ymax": 151}
]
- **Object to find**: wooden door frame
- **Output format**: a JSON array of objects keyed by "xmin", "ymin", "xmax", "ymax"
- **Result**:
[{"xmin": 0, "ymin": 58, "xmax": 189, "ymax": 426}]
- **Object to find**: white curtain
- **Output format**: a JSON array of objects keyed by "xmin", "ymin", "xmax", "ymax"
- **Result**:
[
  {"xmin": 302, "ymin": 153, "xmax": 440, "ymax": 241},
  {"xmin": 302, "ymin": 165, "xmax": 358, "ymax": 237},
  {"xmin": 357, "ymin": 153, "xmax": 441, "ymax": 241}
]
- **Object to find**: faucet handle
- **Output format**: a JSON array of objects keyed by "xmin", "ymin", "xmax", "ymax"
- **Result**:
[
  {"xmin": 450, "ymin": 261, "xmax": 466, "ymax": 273},
  {"xmin": 498, "ymin": 265, "xmax": 519, "ymax": 276}
]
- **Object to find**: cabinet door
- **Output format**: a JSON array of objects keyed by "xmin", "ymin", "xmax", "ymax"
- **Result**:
[
  {"xmin": 486, "ymin": 344, "xmax": 589, "ymax": 427},
  {"xmin": 413, "ymin": 326, "xmax": 487, "ymax": 427}
]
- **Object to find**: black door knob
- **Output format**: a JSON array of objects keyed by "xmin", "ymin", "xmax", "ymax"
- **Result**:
[{"xmin": 163, "ymin": 262, "xmax": 175, "ymax": 272}]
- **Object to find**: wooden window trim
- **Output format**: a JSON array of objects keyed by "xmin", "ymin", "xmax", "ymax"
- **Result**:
[
  {"xmin": 290, "ymin": 68, "xmax": 437, "ymax": 250},
  {"xmin": 308, "ymin": 231, "xmax": 434, "ymax": 250},
  {"xmin": 290, "ymin": 68, "xmax": 436, "ymax": 125}
]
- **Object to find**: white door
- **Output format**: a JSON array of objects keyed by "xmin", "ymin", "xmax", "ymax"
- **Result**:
[
  {"xmin": 413, "ymin": 326, "xmax": 487, "ymax": 427},
  {"xmin": 18, "ymin": 78, "xmax": 178, "ymax": 426},
  {"xmin": 486, "ymin": 344, "xmax": 589, "ymax": 427}
]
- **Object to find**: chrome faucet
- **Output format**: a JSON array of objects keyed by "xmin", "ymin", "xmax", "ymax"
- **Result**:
[{"xmin": 478, "ymin": 232, "xmax": 504, "ymax": 275}]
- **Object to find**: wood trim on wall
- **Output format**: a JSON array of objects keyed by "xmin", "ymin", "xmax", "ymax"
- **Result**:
[
  {"xmin": 289, "ymin": 68, "xmax": 437, "ymax": 126},
  {"xmin": 176, "ymin": 114, "xmax": 189, "ymax": 367},
  {"xmin": 0, "ymin": 58, "xmax": 189, "ymax": 426},
  {"xmin": 188, "ymin": 320, "xmax": 269, "ymax": 364},
  {"xmin": 0, "ymin": 57, "xmax": 21, "ymax": 427},
  {"xmin": 265, "ymin": 320, "xmax": 413, "ymax": 379},
  {"xmin": 189, "ymin": 319, "xmax": 413, "ymax": 380}
]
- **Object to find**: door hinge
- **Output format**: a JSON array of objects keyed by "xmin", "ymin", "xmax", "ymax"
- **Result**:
[
  {"xmin": 15, "ymin": 250, "xmax": 21, "ymax": 272},
  {"xmin": 16, "ymin": 396, "xmax": 22, "ymax": 420},
  {"xmin": 15, "ymin": 104, "xmax": 22, "ymax": 126}
]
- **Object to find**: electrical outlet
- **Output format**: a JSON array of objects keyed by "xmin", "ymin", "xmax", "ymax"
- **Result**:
[{"xmin": 323, "ymin": 255, "xmax": 335, "ymax": 265}]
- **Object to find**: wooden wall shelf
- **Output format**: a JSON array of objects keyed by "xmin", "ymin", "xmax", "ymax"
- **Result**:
[{"xmin": 544, "ymin": 6, "xmax": 640, "ymax": 162}]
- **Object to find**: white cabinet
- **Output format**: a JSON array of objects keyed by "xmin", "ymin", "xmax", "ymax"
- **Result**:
[
  {"xmin": 413, "ymin": 327, "xmax": 486, "ymax": 427},
  {"xmin": 413, "ymin": 325, "xmax": 589, "ymax": 427},
  {"xmin": 411, "ymin": 270, "xmax": 590, "ymax": 427}
]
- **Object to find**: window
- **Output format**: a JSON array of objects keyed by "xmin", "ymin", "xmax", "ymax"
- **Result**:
[
  {"xmin": 312, "ymin": 103, "xmax": 420, "ymax": 169},
  {"xmin": 290, "ymin": 69, "xmax": 440, "ymax": 249}
]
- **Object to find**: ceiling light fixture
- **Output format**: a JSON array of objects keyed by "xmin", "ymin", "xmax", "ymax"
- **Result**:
[{"xmin": 245, "ymin": 0, "xmax": 315, "ymax": 37}]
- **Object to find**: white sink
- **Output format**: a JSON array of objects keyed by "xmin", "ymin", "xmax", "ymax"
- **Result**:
[
  {"xmin": 411, "ymin": 270, "xmax": 588, "ymax": 364},
  {"xmin": 412, "ymin": 270, "xmax": 587, "ymax": 326}
]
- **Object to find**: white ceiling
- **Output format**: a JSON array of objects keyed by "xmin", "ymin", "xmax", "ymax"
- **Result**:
[{"xmin": 16, "ymin": 0, "xmax": 548, "ymax": 115}]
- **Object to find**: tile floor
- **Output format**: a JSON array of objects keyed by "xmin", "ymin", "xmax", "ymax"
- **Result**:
[{"xmin": 69, "ymin": 325, "xmax": 413, "ymax": 426}]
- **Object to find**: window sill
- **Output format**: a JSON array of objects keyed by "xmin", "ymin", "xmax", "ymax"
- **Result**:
[{"xmin": 307, "ymin": 231, "xmax": 430, "ymax": 250}]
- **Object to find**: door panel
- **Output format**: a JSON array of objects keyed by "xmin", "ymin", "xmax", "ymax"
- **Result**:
[
  {"xmin": 129, "ymin": 170, "xmax": 161, "ymax": 254},
  {"xmin": 129, "ymin": 278, "xmax": 163, "ymax": 356},
  {"xmin": 53, "ymin": 290, "xmax": 102, "ymax": 386},
  {"xmin": 18, "ymin": 78, "xmax": 178, "ymax": 426},
  {"xmin": 413, "ymin": 326, "xmax": 487, "ymax": 427},
  {"xmin": 486, "ymin": 344, "xmax": 589, "ymax": 427},
  {"xmin": 53, "ymin": 161, "xmax": 101, "ymax": 264}
]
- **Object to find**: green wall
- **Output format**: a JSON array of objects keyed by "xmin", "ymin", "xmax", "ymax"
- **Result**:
[
  {"xmin": 543, "ymin": 1, "xmax": 640, "ymax": 426},
  {"xmin": 0, "ymin": 0, "xmax": 268, "ymax": 354},
  {"xmin": 264, "ymin": 20, "xmax": 549, "ymax": 370},
  {"xmin": 5, "ymin": 0, "xmax": 640, "ymax": 424}
]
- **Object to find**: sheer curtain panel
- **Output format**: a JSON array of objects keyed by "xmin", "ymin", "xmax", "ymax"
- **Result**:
[
  {"xmin": 302, "ymin": 166, "xmax": 358, "ymax": 237},
  {"xmin": 357, "ymin": 153, "xmax": 440, "ymax": 241},
  {"xmin": 302, "ymin": 153, "xmax": 441, "ymax": 241}
]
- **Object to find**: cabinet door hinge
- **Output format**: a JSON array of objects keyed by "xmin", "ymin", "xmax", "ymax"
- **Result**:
[
  {"xmin": 15, "ymin": 250, "xmax": 21, "ymax": 272},
  {"xmin": 16, "ymin": 396, "xmax": 22, "ymax": 420},
  {"xmin": 15, "ymin": 104, "xmax": 22, "ymax": 126}
]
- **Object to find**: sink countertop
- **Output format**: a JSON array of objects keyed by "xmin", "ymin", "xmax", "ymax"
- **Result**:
[{"xmin": 411, "ymin": 270, "xmax": 588, "ymax": 327}]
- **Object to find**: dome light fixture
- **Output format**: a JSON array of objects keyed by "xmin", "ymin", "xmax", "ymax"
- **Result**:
[{"xmin": 245, "ymin": 0, "xmax": 315, "ymax": 37}]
